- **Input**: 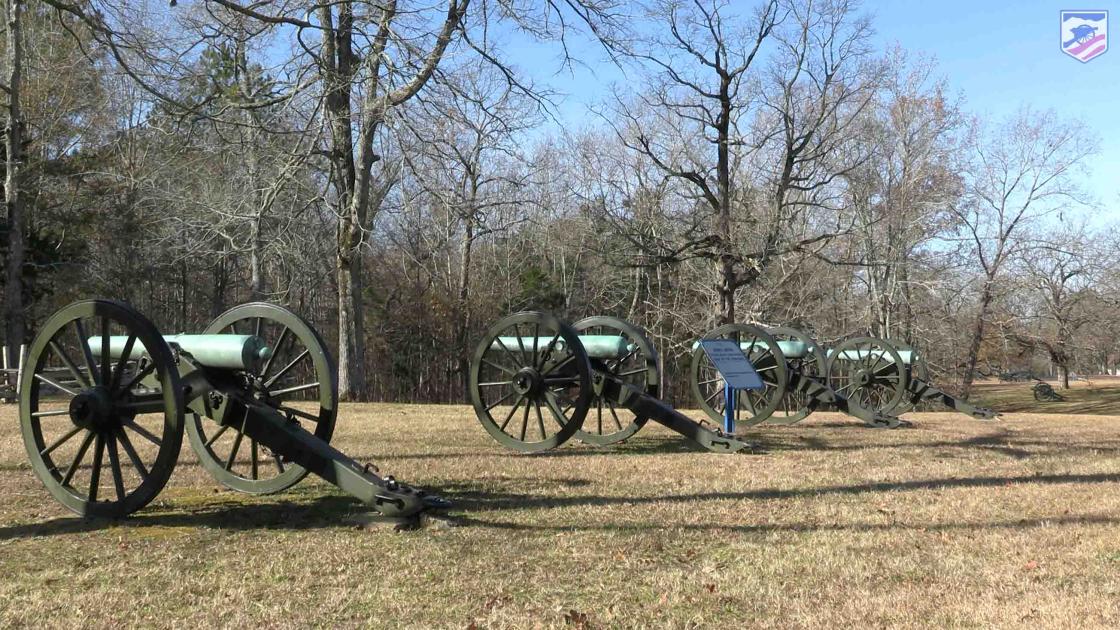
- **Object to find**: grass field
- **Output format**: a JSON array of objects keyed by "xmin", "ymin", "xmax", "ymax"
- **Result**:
[
  {"xmin": 4, "ymin": 401, "xmax": 1120, "ymax": 628},
  {"xmin": 974, "ymin": 377, "xmax": 1120, "ymax": 415}
]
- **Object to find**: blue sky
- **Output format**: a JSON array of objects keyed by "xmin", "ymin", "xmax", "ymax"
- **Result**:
[{"xmin": 507, "ymin": 0, "xmax": 1118, "ymax": 213}]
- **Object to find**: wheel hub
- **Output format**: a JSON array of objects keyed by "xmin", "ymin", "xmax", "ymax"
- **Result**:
[
  {"xmin": 69, "ymin": 387, "xmax": 117, "ymax": 431},
  {"xmin": 854, "ymin": 370, "xmax": 873, "ymax": 387},
  {"xmin": 512, "ymin": 367, "xmax": 542, "ymax": 396}
]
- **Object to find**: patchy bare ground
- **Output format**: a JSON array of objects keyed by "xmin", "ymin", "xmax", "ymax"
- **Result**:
[{"xmin": 3, "ymin": 403, "xmax": 1120, "ymax": 628}]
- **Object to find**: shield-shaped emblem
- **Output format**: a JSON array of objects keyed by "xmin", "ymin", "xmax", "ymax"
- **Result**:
[{"xmin": 1061, "ymin": 10, "xmax": 1108, "ymax": 62}]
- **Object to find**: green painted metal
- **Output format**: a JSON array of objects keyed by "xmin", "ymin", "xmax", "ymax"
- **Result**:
[
  {"xmin": 690, "ymin": 323, "xmax": 789, "ymax": 430},
  {"xmin": 763, "ymin": 327, "xmax": 828, "ymax": 426},
  {"xmin": 90, "ymin": 334, "xmax": 271, "ymax": 371},
  {"xmin": 19, "ymin": 300, "xmax": 184, "ymax": 518},
  {"xmin": 572, "ymin": 316, "xmax": 659, "ymax": 446},
  {"xmin": 471, "ymin": 311, "xmax": 749, "ymax": 453},
  {"xmin": 471, "ymin": 312, "xmax": 593, "ymax": 453},
  {"xmin": 20, "ymin": 299, "xmax": 446, "ymax": 522},
  {"xmin": 690, "ymin": 339, "xmax": 810, "ymax": 359},
  {"xmin": 492, "ymin": 335, "xmax": 635, "ymax": 360},
  {"xmin": 824, "ymin": 337, "xmax": 907, "ymax": 416},
  {"xmin": 185, "ymin": 302, "xmax": 337, "ymax": 495},
  {"xmin": 829, "ymin": 348, "xmax": 914, "ymax": 364}
]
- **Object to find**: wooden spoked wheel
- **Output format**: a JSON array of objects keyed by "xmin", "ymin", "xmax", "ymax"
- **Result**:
[
  {"xmin": 690, "ymin": 324, "xmax": 788, "ymax": 430},
  {"xmin": 186, "ymin": 303, "xmax": 337, "ymax": 495},
  {"xmin": 765, "ymin": 327, "xmax": 827, "ymax": 425},
  {"xmin": 572, "ymin": 316, "xmax": 660, "ymax": 446},
  {"xmin": 19, "ymin": 300, "xmax": 184, "ymax": 518},
  {"xmin": 887, "ymin": 340, "xmax": 929, "ymax": 415},
  {"xmin": 469, "ymin": 311, "xmax": 592, "ymax": 453},
  {"xmin": 825, "ymin": 337, "xmax": 906, "ymax": 417}
]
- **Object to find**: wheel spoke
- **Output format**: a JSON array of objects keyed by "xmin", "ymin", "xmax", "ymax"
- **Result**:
[
  {"xmin": 498, "ymin": 394, "xmax": 525, "ymax": 431},
  {"xmin": 478, "ymin": 381, "xmax": 513, "ymax": 387},
  {"xmin": 534, "ymin": 400, "xmax": 547, "ymax": 440},
  {"xmin": 607, "ymin": 401, "xmax": 624, "ymax": 431},
  {"xmin": 263, "ymin": 348, "xmax": 308, "ymax": 388},
  {"xmin": 49, "ymin": 340, "xmax": 91, "ymax": 389},
  {"xmin": 40, "ymin": 425, "xmax": 83, "ymax": 457},
  {"xmin": 32, "ymin": 409, "xmax": 72, "ymax": 419},
  {"xmin": 120, "ymin": 361, "xmax": 157, "ymax": 395},
  {"xmin": 616, "ymin": 367, "xmax": 648, "ymax": 377},
  {"xmin": 88, "ymin": 434, "xmax": 105, "ymax": 502},
  {"xmin": 250, "ymin": 440, "xmax": 259, "ymax": 480},
  {"xmin": 536, "ymin": 333, "xmax": 562, "ymax": 371},
  {"xmin": 225, "ymin": 408, "xmax": 249, "ymax": 471},
  {"xmin": 519, "ymin": 399, "xmax": 530, "ymax": 440},
  {"xmin": 60, "ymin": 431, "xmax": 95, "ymax": 486},
  {"xmin": 275, "ymin": 404, "xmax": 321, "ymax": 422},
  {"xmin": 541, "ymin": 353, "xmax": 575, "ymax": 378},
  {"xmin": 485, "ymin": 390, "xmax": 516, "ymax": 411},
  {"xmin": 33, "ymin": 373, "xmax": 79, "ymax": 397},
  {"xmin": 481, "ymin": 358, "xmax": 516, "ymax": 376},
  {"xmin": 110, "ymin": 334, "xmax": 137, "ymax": 394},
  {"xmin": 597, "ymin": 396, "xmax": 603, "ymax": 434},
  {"xmin": 73, "ymin": 319, "xmax": 100, "ymax": 386},
  {"xmin": 493, "ymin": 337, "xmax": 525, "ymax": 374},
  {"xmin": 225, "ymin": 430, "xmax": 245, "ymax": 471},
  {"xmin": 531, "ymin": 323, "xmax": 540, "ymax": 374},
  {"xmin": 269, "ymin": 381, "xmax": 319, "ymax": 397},
  {"xmin": 106, "ymin": 434, "xmax": 126, "ymax": 501},
  {"xmin": 273, "ymin": 450, "xmax": 286, "ymax": 473},
  {"xmin": 205, "ymin": 424, "xmax": 231, "ymax": 447},
  {"xmin": 542, "ymin": 391, "xmax": 570, "ymax": 428},
  {"xmin": 100, "ymin": 317, "xmax": 112, "ymax": 386},
  {"xmin": 124, "ymin": 420, "xmax": 162, "ymax": 447},
  {"xmin": 260, "ymin": 326, "xmax": 290, "ymax": 380},
  {"xmin": 115, "ymin": 427, "xmax": 149, "ymax": 480}
]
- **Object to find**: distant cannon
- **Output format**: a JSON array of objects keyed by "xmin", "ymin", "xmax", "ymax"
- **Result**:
[
  {"xmin": 18, "ymin": 300, "xmax": 447, "ymax": 524},
  {"xmin": 688, "ymin": 326, "xmax": 997, "ymax": 429},
  {"xmin": 1032, "ymin": 381, "xmax": 1065, "ymax": 402},
  {"xmin": 1064, "ymin": 24, "xmax": 1099, "ymax": 47}
]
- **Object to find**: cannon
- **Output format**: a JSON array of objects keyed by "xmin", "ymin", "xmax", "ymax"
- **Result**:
[
  {"xmin": 469, "ymin": 312, "xmax": 750, "ymax": 453},
  {"xmin": 1064, "ymin": 24, "xmax": 1099, "ymax": 47},
  {"xmin": 689, "ymin": 325, "xmax": 900, "ymax": 430},
  {"xmin": 18, "ymin": 299, "xmax": 447, "ymax": 523},
  {"xmin": 689, "ymin": 326, "xmax": 997, "ymax": 429}
]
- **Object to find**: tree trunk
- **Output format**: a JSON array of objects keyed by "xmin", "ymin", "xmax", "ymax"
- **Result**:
[
  {"xmin": 454, "ymin": 218, "xmax": 474, "ymax": 399},
  {"xmin": 3, "ymin": 0, "xmax": 25, "ymax": 369},
  {"xmin": 1059, "ymin": 363, "xmax": 1070, "ymax": 390},
  {"xmin": 961, "ymin": 279, "xmax": 994, "ymax": 399},
  {"xmin": 715, "ymin": 75, "xmax": 734, "ymax": 325}
]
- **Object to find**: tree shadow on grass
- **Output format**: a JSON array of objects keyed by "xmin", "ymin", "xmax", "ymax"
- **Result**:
[{"xmin": 8, "ymin": 468, "xmax": 1120, "ymax": 541}]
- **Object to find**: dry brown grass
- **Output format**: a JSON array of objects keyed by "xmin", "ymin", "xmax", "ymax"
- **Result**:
[
  {"xmin": 4, "ymin": 404, "xmax": 1120, "ymax": 628},
  {"xmin": 974, "ymin": 376, "xmax": 1120, "ymax": 415}
]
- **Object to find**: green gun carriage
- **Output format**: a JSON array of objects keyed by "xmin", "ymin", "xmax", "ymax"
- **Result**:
[
  {"xmin": 469, "ymin": 312, "xmax": 755, "ymax": 454},
  {"xmin": 689, "ymin": 326, "xmax": 997, "ymax": 430},
  {"xmin": 18, "ymin": 299, "xmax": 447, "ymax": 523}
]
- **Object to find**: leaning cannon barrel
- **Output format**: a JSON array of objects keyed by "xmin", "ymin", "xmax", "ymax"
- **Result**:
[{"xmin": 89, "ymin": 334, "xmax": 272, "ymax": 371}]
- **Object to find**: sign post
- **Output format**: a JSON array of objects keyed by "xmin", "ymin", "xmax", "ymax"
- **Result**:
[{"xmin": 699, "ymin": 339, "xmax": 765, "ymax": 434}]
